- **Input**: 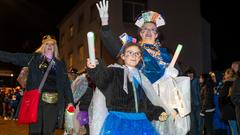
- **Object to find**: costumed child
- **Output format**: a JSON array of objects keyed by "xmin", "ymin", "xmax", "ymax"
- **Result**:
[{"xmin": 87, "ymin": 43, "xmax": 168, "ymax": 135}]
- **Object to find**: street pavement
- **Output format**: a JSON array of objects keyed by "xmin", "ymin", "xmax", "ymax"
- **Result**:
[{"xmin": 0, "ymin": 117, "xmax": 64, "ymax": 135}]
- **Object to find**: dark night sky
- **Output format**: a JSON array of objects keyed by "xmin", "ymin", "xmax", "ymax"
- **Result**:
[
  {"xmin": 201, "ymin": 0, "xmax": 239, "ymax": 70},
  {"xmin": 0, "ymin": 0, "xmax": 79, "ymax": 72},
  {"xmin": 0, "ymin": 0, "xmax": 239, "ymax": 72}
]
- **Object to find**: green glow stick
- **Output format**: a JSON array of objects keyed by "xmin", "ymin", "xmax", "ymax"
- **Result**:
[{"xmin": 169, "ymin": 44, "xmax": 183, "ymax": 68}]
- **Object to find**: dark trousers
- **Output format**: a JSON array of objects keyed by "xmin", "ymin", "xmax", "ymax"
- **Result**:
[
  {"xmin": 203, "ymin": 112, "xmax": 214, "ymax": 135},
  {"xmin": 29, "ymin": 101, "xmax": 58, "ymax": 135},
  {"xmin": 190, "ymin": 106, "xmax": 201, "ymax": 135}
]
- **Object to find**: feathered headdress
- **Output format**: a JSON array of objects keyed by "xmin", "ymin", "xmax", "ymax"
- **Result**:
[
  {"xmin": 118, "ymin": 33, "xmax": 137, "ymax": 54},
  {"xmin": 135, "ymin": 11, "xmax": 165, "ymax": 28}
]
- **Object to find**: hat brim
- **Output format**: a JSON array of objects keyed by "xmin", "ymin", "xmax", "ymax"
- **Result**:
[{"xmin": 42, "ymin": 39, "xmax": 57, "ymax": 44}]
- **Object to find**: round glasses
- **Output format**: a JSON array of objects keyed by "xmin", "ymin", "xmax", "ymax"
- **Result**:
[{"xmin": 125, "ymin": 51, "xmax": 142, "ymax": 58}]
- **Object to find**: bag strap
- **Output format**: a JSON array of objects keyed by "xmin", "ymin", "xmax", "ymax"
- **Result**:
[
  {"xmin": 38, "ymin": 60, "xmax": 55, "ymax": 92},
  {"xmin": 27, "ymin": 55, "xmax": 35, "ymax": 66}
]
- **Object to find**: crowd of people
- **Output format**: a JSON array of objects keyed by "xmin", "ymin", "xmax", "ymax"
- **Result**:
[
  {"xmin": 0, "ymin": 87, "xmax": 22, "ymax": 120},
  {"xmin": 0, "ymin": 0, "xmax": 239, "ymax": 135}
]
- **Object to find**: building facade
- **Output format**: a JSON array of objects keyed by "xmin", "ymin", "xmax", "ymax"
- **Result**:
[{"xmin": 58, "ymin": 0, "xmax": 211, "ymax": 74}]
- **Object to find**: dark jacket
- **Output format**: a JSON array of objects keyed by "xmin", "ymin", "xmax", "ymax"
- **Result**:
[
  {"xmin": 87, "ymin": 60, "xmax": 165, "ymax": 121},
  {"xmin": 231, "ymin": 78, "xmax": 240, "ymax": 127},
  {"xmin": 219, "ymin": 81, "xmax": 236, "ymax": 120},
  {"xmin": 100, "ymin": 25, "xmax": 121, "ymax": 59},
  {"xmin": 200, "ymin": 83, "xmax": 215, "ymax": 113},
  {"xmin": 0, "ymin": 51, "xmax": 73, "ymax": 111}
]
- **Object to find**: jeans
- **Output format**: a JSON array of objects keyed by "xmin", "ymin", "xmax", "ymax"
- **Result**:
[
  {"xmin": 190, "ymin": 106, "xmax": 201, "ymax": 135},
  {"xmin": 228, "ymin": 120, "xmax": 238, "ymax": 135},
  {"xmin": 199, "ymin": 116, "xmax": 205, "ymax": 134}
]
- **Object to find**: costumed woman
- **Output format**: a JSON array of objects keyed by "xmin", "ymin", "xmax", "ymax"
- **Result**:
[
  {"xmin": 96, "ymin": 0, "xmax": 191, "ymax": 134},
  {"xmin": 87, "ymin": 43, "xmax": 168, "ymax": 135},
  {"xmin": 0, "ymin": 35, "xmax": 74, "ymax": 135}
]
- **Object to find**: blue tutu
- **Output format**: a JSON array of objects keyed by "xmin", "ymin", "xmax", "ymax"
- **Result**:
[{"xmin": 100, "ymin": 111, "xmax": 159, "ymax": 135}]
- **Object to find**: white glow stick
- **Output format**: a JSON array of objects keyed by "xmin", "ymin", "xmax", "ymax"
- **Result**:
[
  {"xmin": 169, "ymin": 44, "xmax": 183, "ymax": 68},
  {"xmin": 87, "ymin": 32, "xmax": 96, "ymax": 65}
]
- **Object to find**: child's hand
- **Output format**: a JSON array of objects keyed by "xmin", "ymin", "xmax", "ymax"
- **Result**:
[
  {"xmin": 159, "ymin": 112, "xmax": 168, "ymax": 122},
  {"xmin": 87, "ymin": 58, "xmax": 98, "ymax": 68},
  {"xmin": 172, "ymin": 109, "xmax": 178, "ymax": 121}
]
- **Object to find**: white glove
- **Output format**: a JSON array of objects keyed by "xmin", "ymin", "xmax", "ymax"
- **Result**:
[
  {"xmin": 165, "ymin": 67, "xmax": 179, "ymax": 78},
  {"xmin": 96, "ymin": 0, "xmax": 109, "ymax": 26}
]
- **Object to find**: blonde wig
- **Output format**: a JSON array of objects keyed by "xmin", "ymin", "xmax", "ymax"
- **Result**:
[{"xmin": 35, "ymin": 35, "xmax": 60, "ymax": 60}]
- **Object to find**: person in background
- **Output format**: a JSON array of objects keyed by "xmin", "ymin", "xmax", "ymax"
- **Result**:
[
  {"xmin": 185, "ymin": 67, "xmax": 201, "ymax": 135},
  {"xmin": 68, "ymin": 68, "xmax": 94, "ymax": 135},
  {"xmin": 231, "ymin": 61, "xmax": 240, "ymax": 132},
  {"xmin": 219, "ymin": 68, "xmax": 238, "ymax": 135},
  {"xmin": 68, "ymin": 68, "xmax": 79, "ymax": 84},
  {"xmin": 231, "ymin": 61, "xmax": 240, "ymax": 76},
  {"xmin": 71, "ymin": 73, "xmax": 94, "ymax": 135},
  {"xmin": 0, "ymin": 89, "xmax": 4, "ymax": 118},
  {"xmin": 199, "ymin": 73, "xmax": 215, "ymax": 135},
  {"xmin": 0, "ymin": 35, "xmax": 74, "ymax": 135}
]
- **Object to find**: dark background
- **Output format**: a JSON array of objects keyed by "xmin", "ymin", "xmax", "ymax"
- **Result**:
[
  {"xmin": 0, "ymin": 0, "xmax": 78, "ymax": 73},
  {"xmin": 201, "ymin": 0, "xmax": 239, "ymax": 70},
  {"xmin": 0, "ymin": 0, "xmax": 239, "ymax": 72}
]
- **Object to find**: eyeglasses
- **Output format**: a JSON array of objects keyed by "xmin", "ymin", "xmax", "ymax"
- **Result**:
[
  {"xmin": 125, "ymin": 51, "xmax": 142, "ymax": 57},
  {"xmin": 141, "ymin": 28, "xmax": 157, "ymax": 33}
]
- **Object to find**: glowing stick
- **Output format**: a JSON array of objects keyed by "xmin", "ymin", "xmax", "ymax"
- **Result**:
[
  {"xmin": 87, "ymin": 32, "xmax": 96, "ymax": 65},
  {"xmin": 169, "ymin": 44, "xmax": 183, "ymax": 68}
]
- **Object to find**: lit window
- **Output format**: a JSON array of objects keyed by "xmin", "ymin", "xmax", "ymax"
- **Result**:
[
  {"xmin": 79, "ymin": 45, "xmax": 84, "ymax": 62},
  {"xmin": 69, "ymin": 25, "xmax": 74, "ymax": 37},
  {"xmin": 69, "ymin": 53, "xmax": 73, "ymax": 68}
]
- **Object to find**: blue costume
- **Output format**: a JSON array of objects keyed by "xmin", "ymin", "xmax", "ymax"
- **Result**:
[
  {"xmin": 141, "ymin": 44, "xmax": 171, "ymax": 83},
  {"xmin": 100, "ymin": 25, "xmax": 171, "ymax": 84}
]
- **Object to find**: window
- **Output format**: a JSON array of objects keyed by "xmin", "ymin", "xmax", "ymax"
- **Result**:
[
  {"xmin": 79, "ymin": 45, "xmax": 85, "ymax": 62},
  {"xmin": 90, "ymin": 3, "xmax": 98, "ymax": 23},
  {"xmin": 69, "ymin": 53, "xmax": 73, "ymax": 68},
  {"xmin": 78, "ymin": 13, "xmax": 84, "ymax": 32},
  {"xmin": 122, "ymin": 0, "xmax": 147, "ymax": 23},
  {"xmin": 69, "ymin": 25, "xmax": 74, "ymax": 37}
]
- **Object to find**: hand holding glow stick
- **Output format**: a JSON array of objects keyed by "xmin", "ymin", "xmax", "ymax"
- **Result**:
[
  {"xmin": 87, "ymin": 32, "xmax": 96, "ymax": 65},
  {"xmin": 169, "ymin": 44, "xmax": 183, "ymax": 68}
]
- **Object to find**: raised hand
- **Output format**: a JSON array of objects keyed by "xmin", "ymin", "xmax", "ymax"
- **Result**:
[
  {"xmin": 87, "ymin": 58, "xmax": 98, "ymax": 69},
  {"xmin": 96, "ymin": 0, "xmax": 109, "ymax": 26},
  {"xmin": 164, "ymin": 66, "xmax": 179, "ymax": 78}
]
